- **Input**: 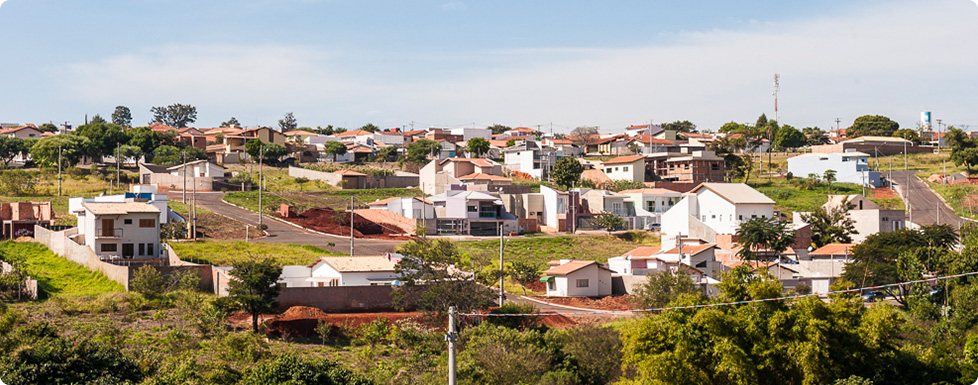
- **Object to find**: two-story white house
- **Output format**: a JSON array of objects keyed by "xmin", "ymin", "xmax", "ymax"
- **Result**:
[
  {"xmin": 278, "ymin": 256, "xmax": 399, "ymax": 287},
  {"xmin": 73, "ymin": 201, "xmax": 161, "ymax": 260},
  {"xmin": 600, "ymin": 155, "xmax": 646, "ymax": 182},
  {"xmin": 69, "ymin": 185, "xmax": 177, "ymax": 225},
  {"xmin": 786, "ymin": 151, "xmax": 881, "ymax": 187},
  {"xmin": 503, "ymin": 140, "xmax": 557, "ymax": 180},
  {"xmin": 661, "ymin": 183, "xmax": 775, "ymax": 249},
  {"xmin": 618, "ymin": 188, "xmax": 682, "ymax": 228}
]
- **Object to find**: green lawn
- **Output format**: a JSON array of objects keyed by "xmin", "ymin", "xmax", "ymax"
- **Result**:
[
  {"xmin": 167, "ymin": 240, "xmax": 342, "ymax": 266},
  {"xmin": 456, "ymin": 232, "xmax": 660, "ymax": 268},
  {"xmin": 0, "ymin": 241, "xmax": 124, "ymax": 298},
  {"xmin": 749, "ymin": 178, "xmax": 863, "ymax": 214}
]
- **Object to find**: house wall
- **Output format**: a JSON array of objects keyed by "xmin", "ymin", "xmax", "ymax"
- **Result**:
[
  {"xmin": 144, "ymin": 174, "xmax": 220, "ymax": 191},
  {"xmin": 310, "ymin": 263, "xmax": 397, "ymax": 286},
  {"xmin": 787, "ymin": 154, "xmax": 881, "ymax": 187},
  {"xmin": 660, "ymin": 197, "xmax": 691, "ymax": 240},
  {"xmin": 547, "ymin": 266, "xmax": 612, "ymax": 297},
  {"xmin": 288, "ymin": 166, "xmax": 420, "ymax": 190},
  {"xmin": 602, "ymin": 160, "xmax": 645, "ymax": 182}
]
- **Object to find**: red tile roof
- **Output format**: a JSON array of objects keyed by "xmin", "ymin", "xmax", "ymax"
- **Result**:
[
  {"xmin": 624, "ymin": 247, "xmax": 661, "ymax": 258},
  {"xmin": 284, "ymin": 130, "xmax": 317, "ymax": 136},
  {"xmin": 618, "ymin": 188, "xmax": 680, "ymax": 195},
  {"xmin": 457, "ymin": 172, "xmax": 510, "ymax": 181},
  {"xmin": 661, "ymin": 244, "xmax": 715, "ymax": 256},
  {"xmin": 447, "ymin": 158, "xmax": 495, "ymax": 167},
  {"xmin": 603, "ymin": 155, "xmax": 646, "ymax": 165},
  {"xmin": 809, "ymin": 243, "xmax": 855, "ymax": 256},
  {"xmin": 336, "ymin": 129, "xmax": 374, "ymax": 137},
  {"xmin": 367, "ymin": 196, "xmax": 400, "ymax": 206},
  {"xmin": 542, "ymin": 260, "xmax": 608, "ymax": 276},
  {"xmin": 335, "ymin": 169, "xmax": 367, "ymax": 176}
]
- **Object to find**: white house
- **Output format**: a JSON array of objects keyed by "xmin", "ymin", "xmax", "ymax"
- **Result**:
[
  {"xmin": 367, "ymin": 196, "xmax": 434, "ymax": 219},
  {"xmin": 540, "ymin": 186, "xmax": 579, "ymax": 232},
  {"xmin": 661, "ymin": 183, "xmax": 775, "ymax": 248},
  {"xmin": 279, "ymin": 256, "xmax": 399, "ymax": 287},
  {"xmin": 656, "ymin": 244, "xmax": 724, "ymax": 279},
  {"xmin": 786, "ymin": 152, "xmax": 881, "ymax": 187},
  {"xmin": 600, "ymin": 155, "xmax": 646, "ymax": 182},
  {"xmin": 541, "ymin": 260, "xmax": 613, "ymax": 297},
  {"xmin": 805, "ymin": 194, "xmax": 904, "ymax": 243},
  {"xmin": 69, "ymin": 185, "xmax": 177, "ymax": 225},
  {"xmin": 167, "ymin": 159, "xmax": 226, "ymax": 178},
  {"xmin": 503, "ymin": 140, "xmax": 557, "ymax": 180},
  {"xmin": 73, "ymin": 201, "xmax": 161, "ymax": 260},
  {"xmin": 450, "ymin": 127, "xmax": 492, "ymax": 142},
  {"xmin": 373, "ymin": 131, "xmax": 405, "ymax": 146},
  {"xmin": 618, "ymin": 188, "xmax": 682, "ymax": 227}
]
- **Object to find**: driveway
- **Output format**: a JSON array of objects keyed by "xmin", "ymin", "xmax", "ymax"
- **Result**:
[
  {"xmin": 169, "ymin": 191, "xmax": 404, "ymax": 255},
  {"xmin": 889, "ymin": 170, "xmax": 968, "ymax": 229}
]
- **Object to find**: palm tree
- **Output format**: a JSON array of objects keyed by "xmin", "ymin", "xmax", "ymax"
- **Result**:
[{"xmin": 735, "ymin": 217, "xmax": 796, "ymax": 262}]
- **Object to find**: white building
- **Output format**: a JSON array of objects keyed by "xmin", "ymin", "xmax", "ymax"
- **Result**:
[
  {"xmin": 450, "ymin": 127, "xmax": 492, "ymax": 142},
  {"xmin": 73, "ymin": 201, "xmax": 161, "ymax": 260},
  {"xmin": 279, "ymin": 256, "xmax": 399, "ymax": 287},
  {"xmin": 618, "ymin": 188, "xmax": 682, "ymax": 227},
  {"xmin": 600, "ymin": 155, "xmax": 646, "ymax": 182},
  {"xmin": 69, "ymin": 185, "xmax": 177, "ymax": 225},
  {"xmin": 167, "ymin": 159, "xmax": 226, "ymax": 178},
  {"xmin": 367, "ymin": 196, "xmax": 434, "ymax": 219},
  {"xmin": 787, "ymin": 152, "xmax": 881, "ymax": 187},
  {"xmin": 503, "ymin": 140, "xmax": 557, "ymax": 180},
  {"xmin": 793, "ymin": 194, "xmax": 904, "ymax": 243},
  {"xmin": 541, "ymin": 260, "xmax": 613, "ymax": 297},
  {"xmin": 661, "ymin": 183, "xmax": 775, "ymax": 248}
]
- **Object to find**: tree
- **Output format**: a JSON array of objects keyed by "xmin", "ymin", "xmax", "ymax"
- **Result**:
[
  {"xmin": 660, "ymin": 120, "xmax": 697, "ymax": 134},
  {"xmin": 89, "ymin": 114, "xmax": 107, "ymax": 125},
  {"xmin": 570, "ymin": 126, "xmax": 599, "ymax": 151},
  {"xmin": 221, "ymin": 117, "xmax": 241, "ymax": 127},
  {"xmin": 824, "ymin": 169, "xmax": 837, "ymax": 193},
  {"xmin": 505, "ymin": 138, "xmax": 516, "ymax": 147},
  {"xmin": 115, "ymin": 144, "xmax": 143, "ymax": 165},
  {"xmin": 403, "ymin": 139, "xmax": 440, "ymax": 163},
  {"xmin": 375, "ymin": 146, "xmax": 397, "ymax": 163},
  {"xmin": 228, "ymin": 257, "xmax": 282, "ymax": 332},
  {"xmin": 488, "ymin": 124, "xmax": 511, "ymax": 135},
  {"xmin": 150, "ymin": 103, "xmax": 197, "ymax": 128},
  {"xmin": 245, "ymin": 139, "xmax": 287, "ymax": 162},
  {"xmin": 36, "ymin": 123, "xmax": 59, "ymax": 133},
  {"xmin": 735, "ymin": 217, "xmax": 796, "ymax": 261},
  {"xmin": 628, "ymin": 142, "xmax": 642, "ymax": 154},
  {"xmin": 126, "ymin": 126, "xmax": 164, "ymax": 153},
  {"xmin": 774, "ymin": 124, "xmax": 806, "ymax": 150},
  {"xmin": 509, "ymin": 260, "xmax": 541, "ymax": 295},
  {"xmin": 0, "ymin": 137, "xmax": 32, "ymax": 165},
  {"xmin": 323, "ymin": 141, "xmax": 347, "ymax": 162},
  {"xmin": 467, "ymin": 137, "xmax": 490, "ymax": 157},
  {"xmin": 73, "ymin": 122, "xmax": 127, "ymax": 158},
  {"xmin": 152, "ymin": 145, "xmax": 207, "ymax": 165},
  {"xmin": 591, "ymin": 212, "xmax": 625, "ymax": 233},
  {"xmin": 803, "ymin": 126, "xmax": 830, "ymax": 146},
  {"xmin": 278, "ymin": 112, "xmax": 297, "ymax": 132},
  {"xmin": 392, "ymin": 237, "xmax": 495, "ymax": 316},
  {"xmin": 846, "ymin": 115, "xmax": 900, "ymax": 138},
  {"xmin": 551, "ymin": 157, "xmax": 583, "ymax": 189},
  {"xmin": 802, "ymin": 198, "xmax": 858, "ymax": 248},
  {"xmin": 111, "ymin": 106, "xmax": 132, "ymax": 127},
  {"xmin": 360, "ymin": 123, "xmax": 379, "ymax": 133},
  {"xmin": 893, "ymin": 128, "xmax": 921, "ymax": 144},
  {"xmin": 30, "ymin": 135, "xmax": 94, "ymax": 168},
  {"xmin": 952, "ymin": 147, "xmax": 978, "ymax": 173},
  {"xmin": 631, "ymin": 267, "xmax": 701, "ymax": 308}
]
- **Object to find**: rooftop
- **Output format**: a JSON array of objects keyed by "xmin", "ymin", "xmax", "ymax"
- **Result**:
[
  {"xmin": 542, "ymin": 260, "xmax": 611, "ymax": 276},
  {"xmin": 602, "ymin": 155, "xmax": 646, "ymax": 165},
  {"xmin": 78, "ymin": 202, "xmax": 161, "ymax": 215},
  {"xmin": 311, "ymin": 256, "xmax": 396, "ymax": 272},
  {"xmin": 692, "ymin": 183, "xmax": 775, "ymax": 205}
]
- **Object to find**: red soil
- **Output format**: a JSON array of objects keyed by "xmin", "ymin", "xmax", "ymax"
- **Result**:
[
  {"xmin": 873, "ymin": 187, "xmax": 899, "ymax": 199},
  {"xmin": 529, "ymin": 295, "xmax": 637, "ymax": 311},
  {"xmin": 248, "ymin": 306, "xmax": 426, "ymax": 337},
  {"xmin": 275, "ymin": 207, "xmax": 411, "ymax": 240}
]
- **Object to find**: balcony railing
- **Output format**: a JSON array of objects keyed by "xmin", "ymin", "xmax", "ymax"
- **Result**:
[{"xmin": 96, "ymin": 228, "xmax": 123, "ymax": 238}]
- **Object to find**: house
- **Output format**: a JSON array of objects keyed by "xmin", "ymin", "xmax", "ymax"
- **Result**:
[
  {"xmin": 820, "ymin": 194, "xmax": 904, "ymax": 243},
  {"xmin": 661, "ymin": 183, "xmax": 775, "ymax": 249},
  {"xmin": 500, "ymin": 192, "xmax": 545, "ymax": 233},
  {"xmin": 762, "ymin": 259, "xmax": 848, "ymax": 294},
  {"xmin": 656, "ymin": 244, "xmax": 724, "ymax": 278},
  {"xmin": 429, "ymin": 187, "xmax": 517, "ymax": 236},
  {"xmin": 138, "ymin": 161, "xmax": 228, "ymax": 191},
  {"xmin": 0, "ymin": 125, "xmax": 42, "ymax": 139},
  {"xmin": 601, "ymin": 155, "xmax": 646, "ymax": 182},
  {"xmin": 540, "ymin": 260, "xmax": 613, "ymax": 297},
  {"xmin": 787, "ymin": 152, "xmax": 881, "ymax": 187},
  {"xmin": 367, "ymin": 197, "xmax": 434, "ymax": 219},
  {"xmin": 607, "ymin": 247, "xmax": 662, "ymax": 275},
  {"xmin": 579, "ymin": 188, "xmax": 648, "ymax": 229},
  {"xmin": 645, "ymin": 150, "xmax": 726, "ymax": 185},
  {"xmin": 279, "ymin": 256, "xmax": 399, "ymax": 287},
  {"xmin": 420, "ymin": 158, "xmax": 504, "ymax": 195},
  {"xmin": 456, "ymin": 173, "xmax": 513, "ymax": 191},
  {"xmin": 540, "ymin": 186, "xmax": 582, "ymax": 232},
  {"xmin": 177, "ymin": 127, "xmax": 207, "ymax": 149},
  {"xmin": 1, "ymin": 201, "xmax": 55, "ymax": 238},
  {"xmin": 284, "ymin": 130, "xmax": 320, "ymax": 144},
  {"xmin": 808, "ymin": 243, "xmax": 855, "ymax": 260},
  {"xmin": 503, "ymin": 140, "xmax": 557, "ymax": 180},
  {"xmin": 450, "ymin": 127, "xmax": 492, "ymax": 142},
  {"xmin": 618, "ymin": 188, "xmax": 682, "ymax": 227},
  {"xmin": 543, "ymin": 138, "xmax": 582, "ymax": 157},
  {"xmin": 72, "ymin": 201, "xmax": 162, "ymax": 261},
  {"xmin": 495, "ymin": 127, "xmax": 540, "ymax": 140},
  {"xmin": 211, "ymin": 126, "xmax": 287, "ymax": 163},
  {"xmin": 69, "ymin": 184, "xmax": 177, "ymax": 225}
]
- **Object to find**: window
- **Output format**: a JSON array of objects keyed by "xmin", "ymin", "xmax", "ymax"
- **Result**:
[
  {"xmin": 623, "ymin": 166, "xmax": 629, "ymax": 172},
  {"xmin": 124, "ymin": 219, "xmax": 133, "ymax": 225},
  {"xmin": 548, "ymin": 280, "xmax": 555, "ymax": 291},
  {"xmin": 701, "ymin": 215, "xmax": 706, "ymax": 221},
  {"xmin": 711, "ymin": 214, "xmax": 716, "ymax": 219},
  {"xmin": 479, "ymin": 205, "xmax": 496, "ymax": 218},
  {"xmin": 147, "ymin": 243, "xmax": 154, "ymax": 256},
  {"xmin": 467, "ymin": 206, "xmax": 477, "ymax": 212},
  {"xmin": 557, "ymin": 198, "xmax": 566, "ymax": 214},
  {"xmin": 576, "ymin": 279, "xmax": 589, "ymax": 288},
  {"xmin": 138, "ymin": 243, "xmax": 145, "ymax": 255},
  {"xmin": 100, "ymin": 243, "xmax": 117, "ymax": 252},
  {"xmin": 139, "ymin": 219, "xmax": 156, "ymax": 228},
  {"xmin": 739, "ymin": 215, "xmax": 743, "ymax": 220},
  {"xmin": 605, "ymin": 168, "xmax": 611, "ymax": 173},
  {"xmin": 646, "ymin": 201, "xmax": 655, "ymax": 212},
  {"xmin": 329, "ymin": 279, "xmax": 339, "ymax": 287},
  {"xmin": 711, "ymin": 163, "xmax": 720, "ymax": 171},
  {"xmin": 751, "ymin": 215, "xmax": 757, "ymax": 218}
]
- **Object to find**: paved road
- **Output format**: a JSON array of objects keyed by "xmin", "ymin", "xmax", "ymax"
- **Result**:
[
  {"xmin": 169, "ymin": 191, "xmax": 404, "ymax": 255},
  {"xmin": 890, "ymin": 170, "xmax": 968, "ymax": 229}
]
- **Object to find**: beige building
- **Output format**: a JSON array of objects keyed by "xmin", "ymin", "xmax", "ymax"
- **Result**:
[{"xmin": 821, "ymin": 194, "xmax": 904, "ymax": 243}]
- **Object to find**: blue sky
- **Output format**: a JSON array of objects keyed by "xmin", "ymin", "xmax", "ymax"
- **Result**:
[{"xmin": 1, "ymin": 0, "xmax": 977, "ymax": 133}]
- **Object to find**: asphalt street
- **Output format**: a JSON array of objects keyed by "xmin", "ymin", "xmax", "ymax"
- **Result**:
[
  {"xmin": 889, "ymin": 170, "xmax": 968, "ymax": 229},
  {"xmin": 168, "ymin": 191, "xmax": 404, "ymax": 255}
]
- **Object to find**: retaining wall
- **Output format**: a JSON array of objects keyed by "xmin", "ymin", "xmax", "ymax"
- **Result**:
[
  {"xmin": 35, "ymin": 226, "xmax": 132, "ymax": 288},
  {"xmin": 276, "ymin": 285, "xmax": 399, "ymax": 312}
]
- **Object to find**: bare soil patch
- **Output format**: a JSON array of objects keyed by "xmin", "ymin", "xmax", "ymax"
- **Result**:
[
  {"xmin": 529, "ymin": 295, "xmax": 636, "ymax": 311},
  {"xmin": 276, "ymin": 207, "xmax": 411, "ymax": 240}
]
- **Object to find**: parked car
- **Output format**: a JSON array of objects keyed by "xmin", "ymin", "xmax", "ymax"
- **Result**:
[
  {"xmin": 861, "ymin": 291, "xmax": 887, "ymax": 302},
  {"xmin": 647, "ymin": 223, "xmax": 661, "ymax": 231}
]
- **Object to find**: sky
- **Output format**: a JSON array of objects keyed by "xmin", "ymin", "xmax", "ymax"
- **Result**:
[{"xmin": 0, "ymin": 0, "xmax": 977, "ymax": 134}]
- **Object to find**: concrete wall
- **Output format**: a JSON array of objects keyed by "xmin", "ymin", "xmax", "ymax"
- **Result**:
[
  {"xmin": 35, "ymin": 226, "xmax": 132, "ymax": 288},
  {"xmin": 288, "ymin": 166, "xmax": 419, "ymax": 189},
  {"xmin": 275, "ymin": 285, "xmax": 400, "ymax": 312},
  {"xmin": 146, "ymin": 174, "xmax": 221, "ymax": 191}
]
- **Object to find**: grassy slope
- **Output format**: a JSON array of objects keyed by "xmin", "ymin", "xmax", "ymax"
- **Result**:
[
  {"xmin": 749, "ymin": 177, "xmax": 863, "ymax": 214},
  {"xmin": 0, "ymin": 241, "xmax": 123, "ymax": 298},
  {"xmin": 168, "ymin": 240, "xmax": 341, "ymax": 266},
  {"xmin": 456, "ymin": 232, "xmax": 661, "ymax": 268}
]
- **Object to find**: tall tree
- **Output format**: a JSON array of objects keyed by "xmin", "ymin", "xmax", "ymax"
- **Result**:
[
  {"xmin": 245, "ymin": 140, "xmax": 287, "ymax": 162},
  {"xmin": 152, "ymin": 145, "xmax": 207, "ymax": 165},
  {"xmin": 360, "ymin": 123, "xmax": 379, "ymax": 133},
  {"xmin": 149, "ymin": 103, "xmax": 197, "ymax": 128},
  {"xmin": 801, "ymin": 198, "xmax": 858, "ymax": 248},
  {"xmin": 774, "ymin": 124, "xmax": 806, "ymax": 150},
  {"xmin": 467, "ymin": 137, "xmax": 490, "ymax": 157},
  {"xmin": 551, "ymin": 157, "xmax": 583, "ymax": 189},
  {"xmin": 846, "ymin": 115, "xmax": 900, "ymax": 138},
  {"xmin": 592, "ymin": 212, "xmax": 625, "ymax": 233},
  {"xmin": 488, "ymin": 124, "xmax": 511, "ymax": 135},
  {"xmin": 630, "ymin": 267, "xmax": 701, "ymax": 308},
  {"xmin": 893, "ymin": 128, "xmax": 921, "ymax": 144},
  {"xmin": 88, "ymin": 114, "xmax": 107, "ymax": 125},
  {"xmin": 824, "ymin": 169, "xmax": 837, "ymax": 194},
  {"xmin": 228, "ymin": 257, "xmax": 282, "ymax": 332},
  {"xmin": 125, "ymin": 126, "xmax": 164, "ymax": 154},
  {"xmin": 570, "ymin": 126, "xmax": 600, "ymax": 152},
  {"xmin": 323, "ymin": 141, "xmax": 347, "ymax": 162},
  {"xmin": 278, "ymin": 112, "xmax": 297, "ymax": 132},
  {"xmin": 36, "ymin": 123, "xmax": 59, "ymax": 133},
  {"xmin": 111, "ymin": 106, "xmax": 132, "ymax": 127},
  {"xmin": 376, "ymin": 145, "xmax": 397, "ymax": 163},
  {"xmin": 72, "ymin": 123, "xmax": 127, "ymax": 158},
  {"xmin": 403, "ymin": 139, "xmax": 440, "ymax": 163},
  {"xmin": 735, "ymin": 217, "xmax": 796, "ymax": 261},
  {"xmin": 0, "ymin": 137, "xmax": 32, "ymax": 165},
  {"xmin": 392, "ymin": 237, "xmax": 496, "ymax": 316},
  {"xmin": 220, "ymin": 117, "xmax": 241, "ymax": 127},
  {"xmin": 30, "ymin": 135, "xmax": 94, "ymax": 168},
  {"xmin": 802, "ymin": 126, "xmax": 830, "ymax": 145},
  {"xmin": 660, "ymin": 120, "xmax": 697, "ymax": 134}
]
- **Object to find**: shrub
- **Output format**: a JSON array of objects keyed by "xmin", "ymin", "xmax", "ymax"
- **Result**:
[
  {"xmin": 487, "ymin": 302, "xmax": 541, "ymax": 330},
  {"xmin": 0, "ymin": 170, "xmax": 39, "ymax": 195}
]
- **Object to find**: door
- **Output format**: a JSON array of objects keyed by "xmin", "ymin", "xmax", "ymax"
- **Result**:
[
  {"xmin": 122, "ymin": 243, "xmax": 134, "ymax": 258},
  {"xmin": 101, "ymin": 219, "xmax": 114, "ymax": 237}
]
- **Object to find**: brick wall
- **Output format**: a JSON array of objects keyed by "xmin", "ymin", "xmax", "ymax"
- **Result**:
[{"xmin": 275, "ymin": 285, "xmax": 402, "ymax": 312}]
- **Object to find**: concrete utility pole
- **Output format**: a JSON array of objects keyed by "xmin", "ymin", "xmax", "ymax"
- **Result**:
[
  {"xmin": 499, "ymin": 222, "xmax": 505, "ymax": 306},
  {"xmin": 57, "ymin": 146, "xmax": 63, "ymax": 196},
  {"xmin": 446, "ymin": 306, "xmax": 458, "ymax": 385},
  {"xmin": 350, "ymin": 195, "xmax": 355, "ymax": 256},
  {"xmin": 937, "ymin": 119, "xmax": 943, "ymax": 152},
  {"xmin": 116, "ymin": 141, "xmax": 121, "ymax": 190},
  {"xmin": 258, "ymin": 146, "xmax": 264, "ymax": 228},
  {"xmin": 182, "ymin": 151, "xmax": 187, "ymax": 203},
  {"xmin": 908, "ymin": 173, "xmax": 913, "ymax": 225}
]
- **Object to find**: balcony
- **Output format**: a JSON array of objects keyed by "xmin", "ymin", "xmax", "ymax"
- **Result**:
[{"xmin": 95, "ymin": 228, "xmax": 123, "ymax": 238}]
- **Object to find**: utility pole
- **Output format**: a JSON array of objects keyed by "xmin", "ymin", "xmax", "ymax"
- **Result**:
[
  {"xmin": 907, "ymin": 173, "xmax": 912, "ymax": 226},
  {"xmin": 499, "ymin": 222, "xmax": 505, "ymax": 306},
  {"xmin": 350, "ymin": 195, "xmax": 355, "ymax": 256},
  {"xmin": 446, "ymin": 306, "xmax": 458, "ymax": 385},
  {"xmin": 192, "ymin": 175, "xmax": 198, "ymax": 240},
  {"xmin": 904, "ymin": 140, "xmax": 908, "ymax": 170},
  {"xmin": 116, "ymin": 141, "xmax": 121, "ymax": 190},
  {"xmin": 57, "ymin": 146, "xmax": 63, "ymax": 196},
  {"xmin": 835, "ymin": 118, "xmax": 841, "ymax": 133},
  {"xmin": 773, "ymin": 73, "xmax": 780, "ymax": 122},
  {"xmin": 936, "ymin": 119, "xmax": 943, "ymax": 152},
  {"xmin": 258, "ymin": 146, "xmax": 264, "ymax": 228},
  {"xmin": 182, "ymin": 150, "xmax": 187, "ymax": 203}
]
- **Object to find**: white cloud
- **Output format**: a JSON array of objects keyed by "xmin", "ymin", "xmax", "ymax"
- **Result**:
[
  {"xmin": 441, "ymin": 1, "xmax": 466, "ymax": 11},
  {"xmin": 53, "ymin": 0, "xmax": 978, "ymax": 130}
]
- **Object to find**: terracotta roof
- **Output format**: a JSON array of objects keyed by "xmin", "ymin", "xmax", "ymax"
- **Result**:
[
  {"xmin": 508, "ymin": 127, "xmax": 538, "ymax": 133},
  {"xmin": 446, "ymin": 158, "xmax": 495, "ymax": 167},
  {"xmin": 618, "ymin": 188, "xmax": 680, "ymax": 195},
  {"xmin": 403, "ymin": 129, "xmax": 426, "ymax": 136},
  {"xmin": 624, "ymin": 247, "xmax": 661, "ymax": 258},
  {"xmin": 603, "ymin": 155, "xmax": 646, "ymax": 165},
  {"xmin": 78, "ymin": 202, "xmax": 160, "ymax": 215},
  {"xmin": 546, "ymin": 139, "xmax": 573, "ymax": 145},
  {"xmin": 336, "ymin": 129, "xmax": 374, "ymax": 137},
  {"xmin": 457, "ymin": 172, "xmax": 510, "ymax": 181},
  {"xmin": 581, "ymin": 169, "xmax": 611, "ymax": 184},
  {"xmin": 367, "ymin": 197, "xmax": 400, "ymax": 206},
  {"xmin": 284, "ymin": 130, "xmax": 317, "ymax": 136},
  {"xmin": 489, "ymin": 140, "xmax": 510, "ymax": 147},
  {"xmin": 311, "ymin": 256, "xmax": 396, "ymax": 272},
  {"xmin": 542, "ymin": 260, "xmax": 607, "ymax": 276},
  {"xmin": 0, "ymin": 125, "xmax": 41, "ymax": 134},
  {"xmin": 334, "ymin": 169, "xmax": 367, "ymax": 176},
  {"xmin": 661, "ymin": 244, "xmax": 715, "ymax": 256},
  {"xmin": 809, "ymin": 243, "xmax": 856, "ymax": 256},
  {"xmin": 631, "ymin": 135, "xmax": 674, "ymax": 145}
]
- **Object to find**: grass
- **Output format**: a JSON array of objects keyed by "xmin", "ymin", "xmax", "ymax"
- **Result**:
[
  {"xmin": 226, "ymin": 165, "xmax": 333, "ymax": 192},
  {"xmin": 167, "ymin": 240, "xmax": 342, "ymax": 266},
  {"xmin": 929, "ymin": 183, "xmax": 978, "ymax": 220},
  {"xmin": 0, "ymin": 241, "xmax": 124, "ymax": 298},
  {"xmin": 224, "ymin": 187, "xmax": 423, "ymax": 213},
  {"xmin": 456, "ymin": 231, "xmax": 661, "ymax": 268},
  {"xmin": 749, "ymin": 177, "xmax": 863, "ymax": 214}
]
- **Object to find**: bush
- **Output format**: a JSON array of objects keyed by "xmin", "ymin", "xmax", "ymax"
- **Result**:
[
  {"xmin": 487, "ymin": 302, "xmax": 541, "ymax": 330},
  {"xmin": 0, "ymin": 170, "xmax": 39, "ymax": 195}
]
